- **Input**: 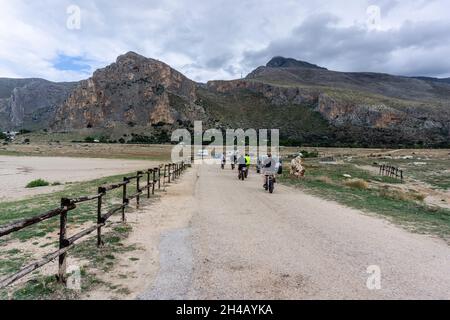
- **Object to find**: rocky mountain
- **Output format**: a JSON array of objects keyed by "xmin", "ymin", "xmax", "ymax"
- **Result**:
[
  {"xmin": 52, "ymin": 52, "xmax": 202, "ymax": 132},
  {"xmin": 0, "ymin": 78, "xmax": 76, "ymax": 130},
  {"xmin": 1, "ymin": 53, "xmax": 449, "ymax": 147},
  {"xmin": 240, "ymin": 57, "xmax": 450, "ymax": 147}
]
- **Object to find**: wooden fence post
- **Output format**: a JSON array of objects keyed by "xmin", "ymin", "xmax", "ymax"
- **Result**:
[
  {"xmin": 168, "ymin": 164, "xmax": 171, "ymax": 183},
  {"xmin": 152, "ymin": 168, "xmax": 157, "ymax": 195},
  {"xmin": 147, "ymin": 170, "xmax": 151, "ymax": 199},
  {"xmin": 58, "ymin": 198, "xmax": 70, "ymax": 283},
  {"xmin": 136, "ymin": 171, "xmax": 142, "ymax": 209},
  {"xmin": 173, "ymin": 163, "xmax": 176, "ymax": 180},
  {"xmin": 97, "ymin": 187, "xmax": 105, "ymax": 247},
  {"xmin": 158, "ymin": 167, "xmax": 161, "ymax": 189},
  {"xmin": 122, "ymin": 177, "xmax": 128, "ymax": 222},
  {"xmin": 163, "ymin": 165, "xmax": 167, "ymax": 185}
]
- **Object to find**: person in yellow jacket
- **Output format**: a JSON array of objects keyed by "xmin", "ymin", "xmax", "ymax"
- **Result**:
[{"xmin": 245, "ymin": 154, "xmax": 251, "ymax": 178}]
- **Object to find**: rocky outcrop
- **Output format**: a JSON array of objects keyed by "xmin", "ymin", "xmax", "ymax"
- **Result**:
[
  {"xmin": 52, "ymin": 52, "xmax": 197, "ymax": 131},
  {"xmin": 316, "ymin": 94, "xmax": 407, "ymax": 128},
  {"xmin": 206, "ymin": 80, "xmax": 317, "ymax": 106},
  {"xmin": 0, "ymin": 79, "xmax": 75, "ymax": 130}
]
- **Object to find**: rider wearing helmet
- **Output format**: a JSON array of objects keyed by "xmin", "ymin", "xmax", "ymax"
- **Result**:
[
  {"xmin": 237, "ymin": 154, "xmax": 246, "ymax": 171},
  {"xmin": 261, "ymin": 152, "xmax": 276, "ymax": 187}
]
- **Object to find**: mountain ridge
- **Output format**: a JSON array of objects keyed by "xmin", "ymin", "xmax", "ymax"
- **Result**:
[
  {"xmin": 1, "ymin": 52, "xmax": 449, "ymax": 147},
  {"xmin": 265, "ymin": 56, "xmax": 328, "ymax": 70}
]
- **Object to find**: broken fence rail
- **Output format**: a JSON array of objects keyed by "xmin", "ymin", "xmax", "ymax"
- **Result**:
[{"xmin": 0, "ymin": 162, "xmax": 187, "ymax": 289}]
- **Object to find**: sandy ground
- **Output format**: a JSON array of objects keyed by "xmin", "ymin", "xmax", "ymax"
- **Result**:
[
  {"xmin": 0, "ymin": 156, "xmax": 157, "ymax": 202},
  {"xmin": 0, "ymin": 142, "xmax": 172, "ymax": 160},
  {"xmin": 97, "ymin": 164, "xmax": 450, "ymax": 300}
]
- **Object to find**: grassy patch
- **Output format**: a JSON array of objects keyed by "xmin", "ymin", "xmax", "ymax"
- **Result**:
[
  {"xmin": 353, "ymin": 158, "xmax": 450, "ymax": 190},
  {"xmin": 279, "ymin": 160, "xmax": 450, "ymax": 242},
  {"xmin": 0, "ymin": 270, "xmax": 103, "ymax": 300},
  {"xmin": 25, "ymin": 179, "xmax": 50, "ymax": 188},
  {"xmin": 0, "ymin": 224, "xmax": 138, "ymax": 300},
  {"xmin": 71, "ymin": 224, "xmax": 137, "ymax": 273},
  {"xmin": 0, "ymin": 252, "xmax": 31, "ymax": 276},
  {"xmin": 0, "ymin": 172, "xmax": 140, "ymax": 242},
  {"xmin": 0, "ymin": 169, "xmax": 156, "ymax": 300}
]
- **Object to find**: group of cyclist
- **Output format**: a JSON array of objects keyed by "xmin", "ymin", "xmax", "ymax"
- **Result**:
[{"xmin": 221, "ymin": 152, "xmax": 281, "ymax": 192}]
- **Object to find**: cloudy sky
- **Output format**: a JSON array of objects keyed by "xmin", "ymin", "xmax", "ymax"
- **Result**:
[{"xmin": 1, "ymin": 0, "xmax": 450, "ymax": 82}]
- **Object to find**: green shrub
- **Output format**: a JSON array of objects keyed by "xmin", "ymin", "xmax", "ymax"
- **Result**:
[{"xmin": 26, "ymin": 179, "xmax": 50, "ymax": 188}]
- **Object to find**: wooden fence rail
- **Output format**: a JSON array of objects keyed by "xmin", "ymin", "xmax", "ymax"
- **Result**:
[
  {"xmin": 379, "ymin": 164, "xmax": 404, "ymax": 181},
  {"xmin": 0, "ymin": 161, "xmax": 187, "ymax": 289}
]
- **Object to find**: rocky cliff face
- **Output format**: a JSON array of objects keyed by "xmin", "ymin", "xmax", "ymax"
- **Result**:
[
  {"xmin": 206, "ymin": 79, "xmax": 318, "ymax": 106},
  {"xmin": 206, "ymin": 76, "xmax": 449, "ymax": 145},
  {"xmin": 52, "ymin": 52, "xmax": 198, "ymax": 131},
  {"xmin": 0, "ymin": 79, "xmax": 76, "ymax": 130}
]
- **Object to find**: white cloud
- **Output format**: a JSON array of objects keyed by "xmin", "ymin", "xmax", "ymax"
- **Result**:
[{"xmin": 0, "ymin": 0, "xmax": 449, "ymax": 82}]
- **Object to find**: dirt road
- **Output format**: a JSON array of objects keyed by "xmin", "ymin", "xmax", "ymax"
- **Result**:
[{"xmin": 137, "ymin": 164, "xmax": 450, "ymax": 300}]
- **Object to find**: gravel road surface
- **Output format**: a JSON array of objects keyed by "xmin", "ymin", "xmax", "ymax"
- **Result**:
[{"xmin": 140, "ymin": 164, "xmax": 450, "ymax": 300}]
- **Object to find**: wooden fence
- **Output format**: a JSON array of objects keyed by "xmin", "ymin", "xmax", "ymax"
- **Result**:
[
  {"xmin": 379, "ymin": 164, "xmax": 403, "ymax": 181},
  {"xmin": 0, "ymin": 162, "xmax": 187, "ymax": 289}
]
